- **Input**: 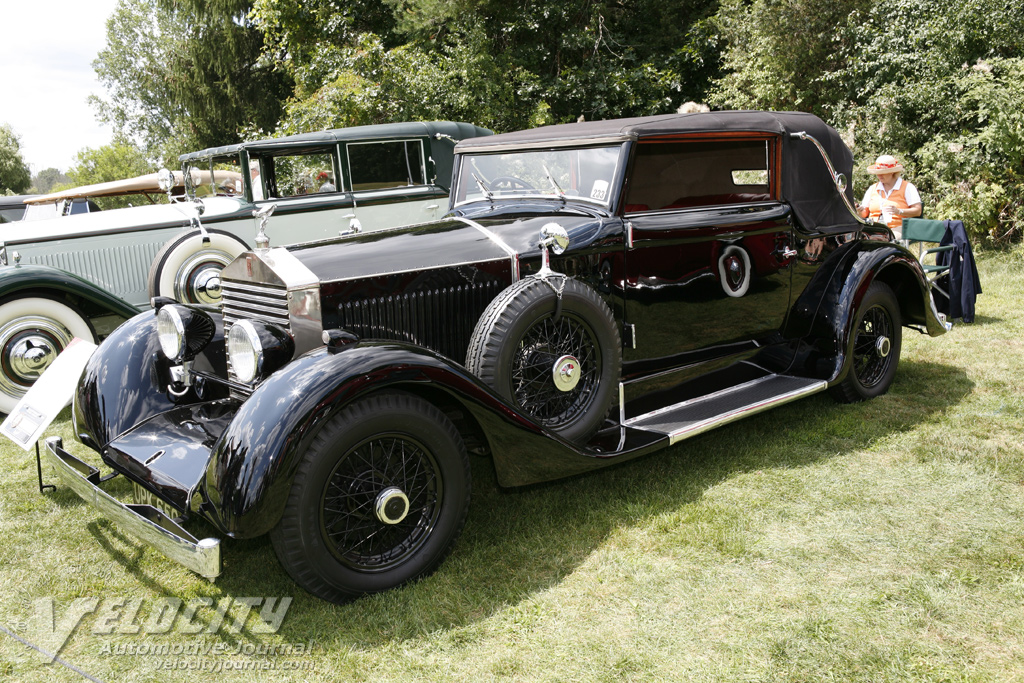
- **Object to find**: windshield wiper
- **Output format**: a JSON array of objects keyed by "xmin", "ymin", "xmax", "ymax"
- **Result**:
[
  {"xmin": 472, "ymin": 173, "xmax": 494, "ymax": 201},
  {"xmin": 541, "ymin": 163, "xmax": 567, "ymax": 205},
  {"xmin": 541, "ymin": 163, "xmax": 565, "ymax": 197}
]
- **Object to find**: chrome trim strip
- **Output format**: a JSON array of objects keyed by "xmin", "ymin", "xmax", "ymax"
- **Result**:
[
  {"xmin": 307, "ymin": 256, "xmax": 513, "ymax": 284},
  {"xmin": 43, "ymin": 437, "xmax": 222, "ymax": 580},
  {"xmin": 456, "ymin": 216, "xmax": 520, "ymax": 281}
]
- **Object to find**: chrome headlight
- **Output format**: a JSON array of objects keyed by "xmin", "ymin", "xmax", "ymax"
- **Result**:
[
  {"xmin": 156, "ymin": 304, "xmax": 215, "ymax": 363},
  {"xmin": 228, "ymin": 321, "xmax": 262, "ymax": 383},
  {"xmin": 228, "ymin": 320, "xmax": 294, "ymax": 385},
  {"xmin": 156, "ymin": 306, "xmax": 186, "ymax": 360}
]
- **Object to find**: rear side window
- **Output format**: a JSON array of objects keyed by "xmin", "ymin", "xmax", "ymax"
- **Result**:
[
  {"xmin": 625, "ymin": 139, "xmax": 773, "ymax": 213},
  {"xmin": 265, "ymin": 152, "xmax": 337, "ymax": 198},
  {"xmin": 346, "ymin": 140, "xmax": 426, "ymax": 191}
]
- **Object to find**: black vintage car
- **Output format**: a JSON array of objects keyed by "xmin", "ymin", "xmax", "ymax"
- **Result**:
[{"xmin": 46, "ymin": 111, "xmax": 948, "ymax": 603}]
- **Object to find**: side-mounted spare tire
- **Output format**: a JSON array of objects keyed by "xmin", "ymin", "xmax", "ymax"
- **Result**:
[
  {"xmin": 465, "ymin": 277, "xmax": 622, "ymax": 443},
  {"xmin": 147, "ymin": 228, "xmax": 248, "ymax": 305}
]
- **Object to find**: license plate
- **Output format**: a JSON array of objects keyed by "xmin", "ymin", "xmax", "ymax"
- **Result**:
[{"xmin": 132, "ymin": 483, "xmax": 180, "ymax": 519}]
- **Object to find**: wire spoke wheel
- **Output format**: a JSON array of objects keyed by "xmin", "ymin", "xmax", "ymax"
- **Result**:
[
  {"xmin": 830, "ymin": 281, "xmax": 902, "ymax": 403},
  {"xmin": 466, "ymin": 277, "xmax": 622, "ymax": 443},
  {"xmin": 320, "ymin": 434, "xmax": 442, "ymax": 572},
  {"xmin": 510, "ymin": 312, "xmax": 601, "ymax": 428},
  {"xmin": 271, "ymin": 392, "xmax": 470, "ymax": 603},
  {"xmin": 851, "ymin": 305, "xmax": 894, "ymax": 389}
]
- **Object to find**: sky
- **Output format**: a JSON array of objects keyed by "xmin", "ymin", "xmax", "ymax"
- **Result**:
[{"xmin": 1, "ymin": 0, "xmax": 122, "ymax": 174}]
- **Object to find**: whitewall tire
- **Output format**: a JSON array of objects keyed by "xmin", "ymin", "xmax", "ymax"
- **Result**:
[
  {"xmin": 0, "ymin": 296, "xmax": 95, "ymax": 413},
  {"xmin": 148, "ymin": 229, "xmax": 248, "ymax": 305}
]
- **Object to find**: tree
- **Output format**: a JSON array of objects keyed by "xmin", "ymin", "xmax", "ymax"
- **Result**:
[
  {"xmin": 830, "ymin": 0, "xmax": 1024, "ymax": 242},
  {"xmin": 0, "ymin": 124, "xmax": 31, "ymax": 195},
  {"xmin": 65, "ymin": 139, "xmax": 154, "ymax": 209},
  {"xmin": 91, "ymin": 0, "xmax": 291, "ymax": 161},
  {"xmin": 31, "ymin": 168, "xmax": 72, "ymax": 195},
  {"xmin": 708, "ymin": 0, "xmax": 875, "ymax": 117},
  {"xmin": 709, "ymin": 0, "xmax": 1024, "ymax": 243},
  {"xmin": 250, "ymin": 0, "xmax": 721, "ymax": 134}
]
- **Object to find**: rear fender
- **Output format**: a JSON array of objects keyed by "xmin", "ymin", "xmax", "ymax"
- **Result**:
[{"xmin": 787, "ymin": 240, "xmax": 945, "ymax": 383}]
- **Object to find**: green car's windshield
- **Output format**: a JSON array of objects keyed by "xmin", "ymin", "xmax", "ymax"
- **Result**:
[
  {"xmin": 454, "ymin": 145, "xmax": 623, "ymax": 207},
  {"xmin": 183, "ymin": 155, "xmax": 246, "ymax": 200}
]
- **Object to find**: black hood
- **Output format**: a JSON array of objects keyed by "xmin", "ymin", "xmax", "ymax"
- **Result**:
[{"xmin": 285, "ymin": 213, "xmax": 610, "ymax": 284}]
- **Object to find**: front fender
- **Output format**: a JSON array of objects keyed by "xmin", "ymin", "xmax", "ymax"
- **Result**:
[
  {"xmin": 74, "ymin": 309, "xmax": 227, "ymax": 450},
  {"xmin": 0, "ymin": 263, "xmax": 138, "ymax": 319},
  {"xmin": 199, "ymin": 341, "xmax": 591, "ymax": 538},
  {"xmin": 788, "ymin": 239, "xmax": 946, "ymax": 382}
]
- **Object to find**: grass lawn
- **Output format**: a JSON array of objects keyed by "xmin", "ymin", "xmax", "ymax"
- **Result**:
[{"xmin": 2, "ymin": 246, "xmax": 1023, "ymax": 682}]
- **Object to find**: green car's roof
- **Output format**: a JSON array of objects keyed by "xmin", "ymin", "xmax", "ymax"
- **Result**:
[{"xmin": 179, "ymin": 121, "xmax": 492, "ymax": 162}]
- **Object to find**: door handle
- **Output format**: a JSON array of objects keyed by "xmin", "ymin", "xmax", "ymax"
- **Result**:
[{"xmin": 425, "ymin": 204, "xmax": 439, "ymax": 210}]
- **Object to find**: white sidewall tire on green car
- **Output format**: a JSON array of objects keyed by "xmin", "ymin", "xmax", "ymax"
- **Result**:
[
  {"xmin": 0, "ymin": 296, "xmax": 95, "ymax": 414},
  {"xmin": 148, "ymin": 229, "xmax": 249, "ymax": 305}
]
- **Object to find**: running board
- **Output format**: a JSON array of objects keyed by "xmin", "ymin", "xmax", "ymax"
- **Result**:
[{"xmin": 623, "ymin": 375, "xmax": 827, "ymax": 445}]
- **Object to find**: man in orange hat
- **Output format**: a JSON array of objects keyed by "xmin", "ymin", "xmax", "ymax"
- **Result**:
[{"xmin": 857, "ymin": 155, "xmax": 922, "ymax": 238}]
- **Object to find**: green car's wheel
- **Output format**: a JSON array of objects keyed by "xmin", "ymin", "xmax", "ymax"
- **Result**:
[{"xmin": 0, "ymin": 296, "xmax": 95, "ymax": 413}]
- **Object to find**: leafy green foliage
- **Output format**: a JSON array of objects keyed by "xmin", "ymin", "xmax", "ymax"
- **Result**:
[
  {"xmin": 829, "ymin": 0, "xmax": 1024, "ymax": 243},
  {"xmin": 712, "ymin": 0, "xmax": 1024, "ymax": 243},
  {"xmin": 709, "ymin": 0, "xmax": 875, "ymax": 116},
  {"xmin": 92, "ymin": 0, "xmax": 290, "ymax": 162},
  {"xmin": 0, "ymin": 124, "xmax": 31, "ymax": 195},
  {"xmin": 252, "ymin": 0, "xmax": 721, "ymax": 134},
  {"xmin": 64, "ymin": 138, "xmax": 154, "ymax": 209}
]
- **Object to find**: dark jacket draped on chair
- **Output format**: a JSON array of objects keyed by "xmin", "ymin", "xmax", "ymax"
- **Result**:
[{"xmin": 937, "ymin": 220, "xmax": 981, "ymax": 323}]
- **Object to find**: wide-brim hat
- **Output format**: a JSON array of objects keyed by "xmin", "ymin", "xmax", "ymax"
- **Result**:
[{"xmin": 867, "ymin": 154, "xmax": 904, "ymax": 174}]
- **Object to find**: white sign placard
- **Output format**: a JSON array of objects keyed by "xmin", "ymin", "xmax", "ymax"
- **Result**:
[{"xmin": 1, "ymin": 338, "xmax": 98, "ymax": 451}]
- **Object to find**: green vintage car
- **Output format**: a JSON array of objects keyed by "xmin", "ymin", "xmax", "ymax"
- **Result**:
[{"xmin": 0, "ymin": 121, "xmax": 490, "ymax": 412}]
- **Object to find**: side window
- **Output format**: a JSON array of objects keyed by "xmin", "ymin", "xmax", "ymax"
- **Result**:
[
  {"xmin": 264, "ymin": 152, "xmax": 338, "ymax": 198},
  {"xmin": 346, "ymin": 140, "xmax": 425, "ymax": 191},
  {"xmin": 625, "ymin": 139, "xmax": 773, "ymax": 213}
]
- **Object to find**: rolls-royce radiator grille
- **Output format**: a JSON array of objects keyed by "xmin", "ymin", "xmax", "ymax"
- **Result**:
[
  {"xmin": 338, "ymin": 281, "xmax": 502, "ymax": 364},
  {"xmin": 221, "ymin": 280, "xmax": 290, "ymax": 391}
]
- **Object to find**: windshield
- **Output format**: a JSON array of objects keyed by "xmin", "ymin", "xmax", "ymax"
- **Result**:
[
  {"xmin": 454, "ymin": 144, "xmax": 624, "ymax": 207},
  {"xmin": 183, "ymin": 154, "xmax": 246, "ymax": 200}
]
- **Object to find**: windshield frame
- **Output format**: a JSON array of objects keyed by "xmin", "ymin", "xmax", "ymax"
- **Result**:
[
  {"xmin": 452, "ymin": 143, "xmax": 627, "ymax": 210},
  {"xmin": 181, "ymin": 151, "xmax": 249, "ymax": 202}
]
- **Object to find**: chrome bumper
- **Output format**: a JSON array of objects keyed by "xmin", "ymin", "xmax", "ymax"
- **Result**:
[{"xmin": 43, "ymin": 437, "xmax": 222, "ymax": 580}]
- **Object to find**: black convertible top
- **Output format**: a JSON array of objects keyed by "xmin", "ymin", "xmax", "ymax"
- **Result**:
[{"xmin": 457, "ymin": 111, "xmax": 858, "ymax": 232}]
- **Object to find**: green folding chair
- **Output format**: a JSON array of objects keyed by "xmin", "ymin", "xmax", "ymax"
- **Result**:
[{"xmin": 901, "ymin": 218, "xmax": 951, "ymax": 301}]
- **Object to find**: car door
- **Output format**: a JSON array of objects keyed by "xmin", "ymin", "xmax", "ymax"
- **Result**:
[
  {"xmin": 343, "ymin": 138, "xmax": 447, "ymax": 231},
  {"xmin": 250, "ymin": 146, "xmax": 358, "ymax": 241},
  {"xmin": 622, "ymin": 136, "xmax": 796, "ymax": 378}
]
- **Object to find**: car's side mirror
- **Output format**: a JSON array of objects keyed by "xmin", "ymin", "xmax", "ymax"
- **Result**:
[{"xmin": 540, "ymin": 223, "xmax": 569, "ymax": 255}]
